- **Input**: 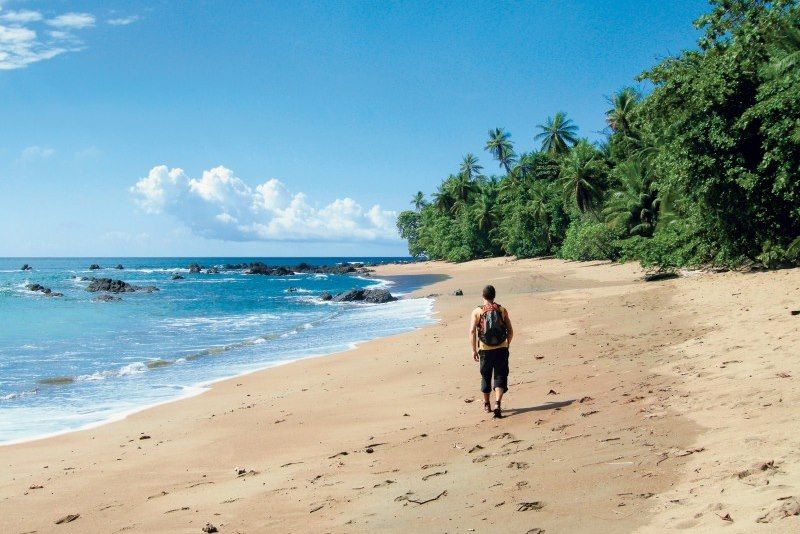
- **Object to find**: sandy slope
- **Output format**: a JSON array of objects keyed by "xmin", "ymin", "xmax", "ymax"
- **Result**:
[{"xmin": 0, "ymin": 258, "xmax": 798, "ymax": 533}]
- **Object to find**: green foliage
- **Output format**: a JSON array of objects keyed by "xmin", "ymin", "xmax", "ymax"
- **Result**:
[
  {"xmin": 400, "ymin": 0, "xmax": 800, "ymax": 269},
  {"xmin": 559, "ymin": 217, "xmax": 621, "ymax": 261}
]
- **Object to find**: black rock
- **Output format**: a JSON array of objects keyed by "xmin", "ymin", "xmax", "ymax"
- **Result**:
[
  {"xmin": 286, "ymin": 287, "xmax": 298, "ymax": 293},
  {"xmin": 643, "ymin": 271, "xmax": 679, "ymax": 282},
  {"xmin": 93, "ymin": 294, "xmax": 122, "ymax": 302},
  {"xmin": 171, "ymin": 274, "xmax": 185, "ymax": 280},
  {"xmin": 85, "ymin": 278, "xmax": 158, "ymax": 293},
  {"xmin": 115, "ymin": 264, "xmax": 124, "ymax": 270},
  {"xmin": 187, "ymin": 263, "xmax": 203, "ymax": 273},
  {"xmin": 25, "ymin": 283, "xmax": 62, "ymax": 297},
  {"xmin": 205, "ymin": 267, "xmax": 220, "ymax": 274},
  {"xmin": 453, "ymin": 289, "xmax": 463, "ymax": 296},
  {"xmin": 319, "ymin": 291, "xmax": 333, "ymax": 301},
  {"xmin": 246, "ymin": 263, "xmax": 294, "ymax": 276},
  {"xmin": 20, "ymin": 264, "xmax": 32, "ymax": 271},
  {"xmin": 332, "ymin": 288, "xmax": 397, "ymax": 303},
  {"xmin": 88, "ymin": 263, "xmax": 101, "ymax": 270}
]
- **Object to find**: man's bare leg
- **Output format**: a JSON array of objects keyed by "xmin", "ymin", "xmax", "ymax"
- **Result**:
[{"xmin": 494, "ymin": 387, "xmax": 504, "ymax": 418}]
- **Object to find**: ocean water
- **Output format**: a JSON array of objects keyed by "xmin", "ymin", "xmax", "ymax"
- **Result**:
[{"xmin": 0, "ymin": 257, "xmax": 438, "ymax": 444}]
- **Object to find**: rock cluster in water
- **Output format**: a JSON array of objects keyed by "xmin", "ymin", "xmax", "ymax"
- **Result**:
[
  {"xmin": 25, "ymin": 283, "xmax": 63, "ymax": 297},
  {"xmin": 88, "ymin": 263, "xmax": 101, "ymax": 270},
  {"xmin": 85, "ymin": 278, "xmax": 159, "ymax": 293},
  {"xmin": 20, "ymin": 264, "xmax": 32, "ymax": 271},
  {"xmin": 183, "ymin": 261, "xmax": 374, "ymax": 276},
  {"xmin": 331, "ymin": 288, "xmax": 397, "ymax": 303}
]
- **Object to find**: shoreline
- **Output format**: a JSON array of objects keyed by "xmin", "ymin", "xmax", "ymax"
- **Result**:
[
  {"xmin": 2, "ymin": 258, "xmax": 797, "ymax": 532},
  {"xmin": 0, "ymin": 272, "xmax": 437, "ymax": 447}
]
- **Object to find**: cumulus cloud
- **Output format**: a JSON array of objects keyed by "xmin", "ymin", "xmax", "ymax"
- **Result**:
[
  {"xmin": 46, "ymin": 12, "xmax": 95, "ymax": 29},
  {"xmin": 107, "ymin": 15, "xmax": 139, "ymax": 26},
  {"xmin": 1, "ymin": 10, "xmax": 42, "ymax": 23},
  {"xmin": 20, "ymin": 145, "xmax": 55, "ymax": 160},
  {"xmin": 0, "ymin": 9, "xmax": 96, "ymax": 70},
  {"xmin": 131, "ymin": 165, "xmax": 399, "ymax": 243}
]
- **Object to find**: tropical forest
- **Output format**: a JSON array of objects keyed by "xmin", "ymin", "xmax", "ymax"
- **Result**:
[{"xmin": 396, "ymin": 0, "xmax": 800, "ymax": 269}]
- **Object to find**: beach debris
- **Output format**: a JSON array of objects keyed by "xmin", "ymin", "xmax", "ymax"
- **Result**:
[
  {"xmin": 526, "ymin": 529, "xmax": 546, "ymax": 534},
  {"xmin": 236, "ymin": 468, "xmax": 259, "ymax": 477},
  {"xmin": 309, "ymin": 504, "xmax": 324, "ymax": 513},
  {"xmin": 464, "ymin": 397, "xmax": 475, "ymax": 403},
  {"xmin": 756, "ymin": 497, "xmax": 800, "ymax": 523},
  {"xmin": 452, "ymin": 289, "xmax": 463, "ymax": 296},
  {"xmin": 165, "ymin": 506, "xmax": 191, "ymax": 514},
  {"xmin": 790, "ymin": 310, "xmax": 799, "ymax": 316},
  {"xmin": 202, "ymin": 523, "xmax": 218, "ymax": 533},
  {"xmin": 643, "ymin": 271, "xmax": 679, "ymax": 282},
  {"xmin": 29, "ymin": 484, "xmax": 44, "ymax": 490},
  {"xmin": 535, "ymin": 355, "xmax": 544, "ymax": 360},
  {"xmin": 55, "ymin": 514, "xmax": 80, "ymax": 524},
  {"xmin": 547, "ymin": 389, "xmax": 558, "ymax": 395},
  {"xmin": 421, "ymin": 470, "xmax": 447, "ymax": 481},
  {"xmin": 777, "ymin": 372, "xmax": 791, "ymax": 378},
  {"xmin": 139, "ymin": 434, "xmax": 151, "ymax": 440},
  {"xmin": 365, "ymin": 448, "xmax": 374, "ymax": 454},
  {"xmin": 398, "ymin": 490, "xmax": 447, "ymax": 505},
  {"xmin": 328, "ymin": 451, "xmax": 348, "ymax": 459},
  {"xmin": 517, "ymin": 501, "xmax": 544, "ymax": 512},
  {"xmin": 717, "ymin": 513, "xmax": 733, "ymax": 522},
  {"xmin": 579, "ymin": 396, "xmax": 593, "ymax": 403}
]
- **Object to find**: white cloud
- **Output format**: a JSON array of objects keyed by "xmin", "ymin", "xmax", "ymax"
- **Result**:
[
  {"xmin": 0, "ymin": 10, "xmax": 97, "ymax": 70},
  {"xmin": 20, "ymin": 145, "xmax": 55, "ymax": 160},
  {"xmin": 131, "ymin": 165, "xmax": 399, "ymax": 243},
  {"xmin": 46, "ymin": 12, "xmax": 95, "ymax": 29},
  {"xmin": 107, "ymin": 15, "xmax": 139, "ymax": 26},
  {"xmin": 1, "ymin": 10, "xmax": 42, "ymax": 23}
]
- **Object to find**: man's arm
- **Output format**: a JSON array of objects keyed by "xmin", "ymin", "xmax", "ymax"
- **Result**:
[
  {"xmin": 504, "ymin": 309, "xmax": 514, "ymax": 346},
  {"xmin": 469, "ymin": 309, "xmax": 479, "ymax": 361}
]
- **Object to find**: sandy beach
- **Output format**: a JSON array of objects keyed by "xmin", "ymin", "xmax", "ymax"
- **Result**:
[{"xmin": 1, "ymin": 258, "xmax": 798, "ymax": 533}]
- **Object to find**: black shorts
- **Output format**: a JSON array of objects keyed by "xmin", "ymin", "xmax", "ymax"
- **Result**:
[{"xmin": 479, "ymin": 347, "xmax": 509, "ymax": 393}]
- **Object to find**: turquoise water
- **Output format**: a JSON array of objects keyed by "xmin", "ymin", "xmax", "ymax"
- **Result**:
[{"xmin": 0, "ymin": 258, "xmax": 436, "ymax": 444}]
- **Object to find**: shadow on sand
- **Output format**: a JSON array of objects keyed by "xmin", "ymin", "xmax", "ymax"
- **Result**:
[{"xmin": 503, "ymin": 399, "xmax": 575, "ymax": 417}]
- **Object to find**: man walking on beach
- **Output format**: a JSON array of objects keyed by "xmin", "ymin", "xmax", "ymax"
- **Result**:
[{"xmin": 470, "ymin": 285, "xmax": 513, "ymax": 418}]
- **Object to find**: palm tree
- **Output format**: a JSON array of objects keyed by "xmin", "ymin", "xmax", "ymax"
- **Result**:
[
  {"xmin": 450, "ymin": 173, "xmax": 479, "ymax": 213},
  {"xmin": 472, "ymin": 190, "xmax": 494, "ymax": 231},
  {"xmin": 766, "ymin": 17, "xmax": 800, "ymax": 78},
  {"xmin": 410, "ymin": 191, "xmax": 426, "ymax": 211},
  {"xmin": 459, "ymin": 153, "xmax": 483, "ymax": 181},
  {"xmin": 605, "ymin": 87, "xmax": 640, "ymax": 137},
  {"xmin": 602, "ymin": 159, "xmax": 658, "ymax": 237},
  {"xmin": 432, "ymin": 180, "xmax": 455, "ymax": 214},
  {"xmin": 559, "ymin": 140, "xmax": 605, "ymax": 213},
  {"xmin": 535, "ymin": 112, "xmax": 579, "ymax": 156},
  {"xmin": 484, "ymin": 128, "xmax": 516, "ymax": 174}
]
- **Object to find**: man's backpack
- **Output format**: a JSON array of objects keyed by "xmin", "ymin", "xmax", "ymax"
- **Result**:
[{"xmin": 478, "ymin": 303, "xmax": 507, "ymax": 346}]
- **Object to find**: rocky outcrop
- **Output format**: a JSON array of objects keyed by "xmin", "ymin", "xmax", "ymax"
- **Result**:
[
  {"xmin": 187, "ymin": 263, "xmax": 203, "ymax": 273},
  {"xmin": 319, "ymin": 291, "xmax": 333, "ymax": 301},
  {"xmin": 88, "ymin": 264, "xmax": 101, "ymax": 270},
  {"xmin": 25, "ymin": 283, "xmax": 63, "ymax": 297},
  {"xmin": 85, "ymin": 278, "xmax": 159, "ymax": 293},
  {"xmin": 115, "ymin": 264, "xmax": 124, "ymax": 270},
  {"xmin": 205, "ymin": 267, "xmax": 220, "ymax": 274},
  {"xmin": 332, "ymin": 288, "xmax": 397, "ymax": 303},
  {"xmin": 171, "ymin": 274, "xmax": 185, "ymax": 280},
  {"xmin": 20, "ymin": 264, "xmax": 32, "ymax": 271},
  {"xmin": 93, "ymin": 294, "xmax": 122, "ymax": 302},
  {"xmin": 247, "ymin": 263, "xmax": 293, "ymax": 276}
]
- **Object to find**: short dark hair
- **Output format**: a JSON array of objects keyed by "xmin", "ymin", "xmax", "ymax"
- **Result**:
[{"xmin": 482, "ymin": 285, "xmax": 496, "ymax": 301}]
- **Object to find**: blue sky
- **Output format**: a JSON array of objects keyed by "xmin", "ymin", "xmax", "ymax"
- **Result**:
[{"xmin": 0, "ymin": 0, "xmax": 708, "ymax": 257}]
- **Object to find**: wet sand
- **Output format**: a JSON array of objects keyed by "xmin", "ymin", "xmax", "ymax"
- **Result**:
[{"xmin": 1, "ymin": 258, "xmax": 798, "ymax": 533}]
